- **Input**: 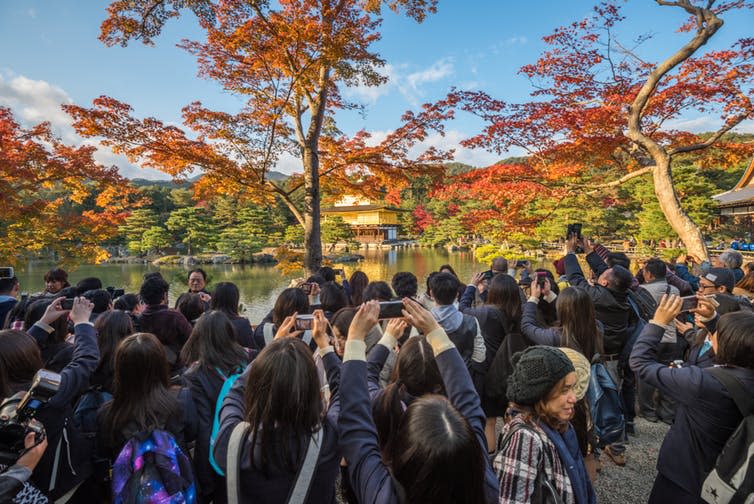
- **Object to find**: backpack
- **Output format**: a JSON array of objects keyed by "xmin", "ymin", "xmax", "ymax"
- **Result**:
[
  {"xmin": 484, "ymin": 331, "xmax": 531, "ymax": 407},
  {"xmin": 701, "ymin": 368, "xmax": 754, "ymax": 504},
  {"xmin": 73, "ymin": 386, "xmax": 113, "ymax": 434},
  {"xmin": 627, "ymin": 287, "xmax": 657, "ymax": 322},
  {"xmin": 226, "ymin": 422, "xmax": 323, "ymax": 504},
  {"xmin": 111, "ymin": 430, "xmax": 196, "ymax": 504},
  {"xmin": 209, "ymin": 367, "xmax": 244, "ymax": 476},
  {"xmin": 586, "ymin": 359, "xmax": 625, "ymax": 447}
]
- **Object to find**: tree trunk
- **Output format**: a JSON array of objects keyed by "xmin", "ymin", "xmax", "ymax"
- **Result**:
[
  {"xmin": 303, "ymin": 145, "xmax": 322, "ymax": 274},
  {"xmin": 652, "ymin": 158, "xmax": 708, "ymax": 259}
]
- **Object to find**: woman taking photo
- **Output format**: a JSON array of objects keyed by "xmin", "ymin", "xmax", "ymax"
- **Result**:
[
  {"xmin": 630, "ymin": 295, "xmax": 754, "ymax": 503},
  {"xmin": 496, "ymin": 345, "xmax": 596, "ymax": 504},
  {"xmin": 338, "ymin": 299, "xmax": 498, "ymax": 504},
  {"xmin": 521, "ymin": 281, "xmax": 603, "ymax": 361},
  {"xmin": 212, "ymin": 310, "xmax": 343, "ymax": 503}
]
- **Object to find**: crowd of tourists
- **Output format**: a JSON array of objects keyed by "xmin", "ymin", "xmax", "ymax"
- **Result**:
[{"xmin": 0, "ymin": 235, "xmax": 752, "ymax": 503}]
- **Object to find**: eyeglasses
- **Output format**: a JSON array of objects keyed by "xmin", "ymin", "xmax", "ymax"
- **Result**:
[{"xmin": 699, "ymin": 283, "xmax": 717, "ymax": 290}]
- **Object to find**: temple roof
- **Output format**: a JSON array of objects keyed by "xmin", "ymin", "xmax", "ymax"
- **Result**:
[
  {"xmin": 713, "ymin": 156, "xmax": 754, "ymax": 207},
  {"xmin": 321, "ymin": 204, "xmax": 406, "ymax": 212}
]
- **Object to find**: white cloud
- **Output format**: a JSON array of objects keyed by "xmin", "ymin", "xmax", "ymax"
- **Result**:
[
  {"xmin": 342, "ymin": 58, "xmax": 454, "ymax": 107},
  {"xmin": 274, "ymin": 152, "xmax": 303, "ymax": 175},
  {"xmin": 27, "ymin": 8, "xmax": 37, "ymax": 18},
  {"xmin": 0, "ymin": 71, "xmax": 170, "ymax": 180},
  {"xmin": 664, "ymin": 115, "xmax": 754, "ymax": 135},
  {"xmin": 406, "ymin": 58, "xmax": 454, "ymax": 90}
]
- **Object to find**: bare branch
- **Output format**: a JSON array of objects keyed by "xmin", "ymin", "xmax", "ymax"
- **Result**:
[
  {"xmin": 585, "ymin": 166, "xmax": 654, "ymax": 193},
  {"xmin": 669, "ymin": 113, "xmax": 750, "ymax": 155}
]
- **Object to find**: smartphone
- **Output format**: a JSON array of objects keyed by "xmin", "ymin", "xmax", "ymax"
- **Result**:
[
  {"xmin": 336, "ymin": 268, "xmax": 346, "ymax": 277},
  {"xmin": 378, "ymin": 300, "xmax": 404, "ymax": 319},
  {"xmin": 0, "ymin": 267, "xmax": 14, "ymax": 279},
  {"xmin": 112, "ymin": 288, "xmax": 125, "ymax": 298},
  {"xmin": 20, "ymin": 292, "xmax": 29, "ymax": 302},
  {"xmin": 295, "ymin": 314, "xmax": 314, "ymax": 331},
  {"xmin": 60, "ymin": 298, "xmax": 75, "ymax": 310},
  {"xmin": 515, "ymin": 260, "xmax": 528, "ymax": 268},
  {"xmin": 680, "ymin": 296, "xmax": 698, "ymax": 312},
  {"xmin": 299, "ymin": 282, "xmax": 314, "ymax": 295},
  {"xmin": 482, "ymin": 270, "xmax": 494, "ymax": 281},
  {"xmin": 566, "ymin": 223, "xmax": 584, "ymax": 253},
  {"xmin": 536, "ymin": 271, "xmax": 548, "ymax": 288}
]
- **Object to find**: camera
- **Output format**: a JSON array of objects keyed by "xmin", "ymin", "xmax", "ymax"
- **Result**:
[
  {"xmin": 482, "ymin": 270, "xmax": 494, "ymax": 281},
  {"xmin": 299, "ymin": 282, "xmax": 315, "ymax": 295},
  {"xmin": 0, "ymin": 370, "xmax": 60, "ymax": 465},
  {"xmin": 295, "ymin": 314, "xmax": 314, "ymax": 331}
]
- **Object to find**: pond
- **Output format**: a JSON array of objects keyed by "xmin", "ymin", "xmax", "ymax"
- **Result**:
[{"xmin": 14, "ymin": 247, "xmax": 533, "ymax": 324}]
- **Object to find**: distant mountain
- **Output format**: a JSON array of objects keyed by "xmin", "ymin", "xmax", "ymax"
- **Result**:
[{"xmin": 129, "ymin": 170, "xmax": 290, "ymax": 188}]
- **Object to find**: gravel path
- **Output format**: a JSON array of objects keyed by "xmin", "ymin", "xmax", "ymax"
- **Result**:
[{"xmin": 594, "ymin": 418, "xmax": 670, "ymax": 503}]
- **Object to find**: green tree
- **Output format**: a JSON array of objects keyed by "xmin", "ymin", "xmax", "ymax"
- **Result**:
[
  {"xmin": 322, "ymin": 217, "xmax": 355, "ymax": 250},
  {"xmin": 166, "ymin": 206, "xmax": 215, "ymax": 255},
  {"xmin": 141, "ymin": 226, "xmax": 171, "ymax": 254},
  {"xmin": 119, "ymin": 209, "xmax": 159, "ymax": 255},
  {"xmin": 216, "ymin": 206, "xmax": 278, "ymax": 261},
  {"xmin": 284, "ymin": 225, "xmax": 305, "ymax": 246}
]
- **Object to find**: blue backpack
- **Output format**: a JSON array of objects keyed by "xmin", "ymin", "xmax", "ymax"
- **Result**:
[
  {"xmin": 586, "ymin": 360, "xmax": 625, "ymax": 447},
  {"xmin": 112, "ymin": 429, "xmax": 196, "ymax": 504},
  {"xmin": 209, "ymin": 367, "xmax": 243, "ymax": 476},
  {"xmin": 73, "ymin": 386, "xmax": 113, "ymax": 434}
]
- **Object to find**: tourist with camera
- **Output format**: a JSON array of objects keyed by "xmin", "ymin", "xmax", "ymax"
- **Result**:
[
  {"xmin": 0, "ymin": 296, "xmax": 98, "ymax": 501},
  {"xmin": 630, "ymin": 294, "xmax": 754, "ymax": 502},
  {"xmin": 338, "ymin": 299, "xmax": 498, "ymax": 503},
  {"xmin": 0, "ymin": 431, "xmax": 48, "ymax": 502}
]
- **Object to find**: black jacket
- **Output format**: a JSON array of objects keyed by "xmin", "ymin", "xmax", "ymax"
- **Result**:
[
  {"xmin": 630, "ymin": 323, "xmax": 754, "ymax": 495},
  {"xmin": 25, "ymin": 323, "xmax": 99, "ymax": 500},
  {"xmin": 565, "ymin": 253, "xmax": 630, "ymax": 354}
]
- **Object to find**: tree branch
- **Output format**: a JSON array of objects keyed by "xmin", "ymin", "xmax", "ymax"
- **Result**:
[{"xmin": 668, "ymin": 113, "xmax": 750, "ymax": 155}]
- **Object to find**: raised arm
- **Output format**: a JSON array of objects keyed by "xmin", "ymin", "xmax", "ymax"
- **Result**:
[{"xmin": 520, "ymin": 301, "xmax": 559, "ymax": 346}]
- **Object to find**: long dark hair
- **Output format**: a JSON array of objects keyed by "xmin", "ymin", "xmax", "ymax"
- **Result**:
[
  {"xmin": 181, "ymin": 311, "xmax": 249, "ymax": 373},
  {"xmin": 390, "ymin": 395, "xmax": 486, "ymax": 504},
  {"xmin": 0, "ymin": 330, "xmax": 42, "ymax": 397},
  {"xmin": 104, "ymin": 333, "xmax": 180, "ymax": 445},
  {"xmin": 320, "ymin": 282, "xmax": 348, "ymax": 314},
  {"xmin": 486, "ymin": 274, "xmax": 522, "ymax": 333},
  {"xmin": 372, "ymin": 337, "xmax": 444, "ymax": 461},
  {"xmin": 24, "ymin": 299, "xmax": 68, "ymax": 344},
  {"xmin": 243, "ymin": 337, "xmax": 322, "ymax": 474},
  {"xmin": 175, "ymin": 292, "xmax": 205, "ymax": 323},
  {"xmin": 556, "ymin": 287, "xmax": 603, "ymax": 360},
  {"xmin": 93, "ymin": 310, "xmax": 133, "ymax": 385},
  {"xmin": 348, "ymin": 271, "xmax": 369, "ymax": 306},
  {"xmin": 272, "ymin": 288, "xmax": 309, "ymax": 326},
  {"xmin": 211, "ymin": 282, "xmax": 241, "ymax": 317}
]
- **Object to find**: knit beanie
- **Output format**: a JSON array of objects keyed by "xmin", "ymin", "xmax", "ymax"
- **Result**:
[{"xmin": 507, "ymin": 346, "xmax": 575, "ymax": 406}]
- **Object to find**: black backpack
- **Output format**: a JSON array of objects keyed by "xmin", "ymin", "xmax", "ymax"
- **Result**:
[
  {"xmin": 484, "ymin": 331, "xmax": 531, "ymax": 407},
  {"xmin": 701, "ymin": 368, "xmax": 754, "ymax": 504},
  {"xmin": 627, "ymin": 288, "xmax": 657, "ymax": 323}
]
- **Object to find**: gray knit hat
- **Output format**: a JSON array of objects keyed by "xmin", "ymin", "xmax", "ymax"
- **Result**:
[{"xmin": 507, "ymin": 346, "xmax": 575, "ymax": 406}]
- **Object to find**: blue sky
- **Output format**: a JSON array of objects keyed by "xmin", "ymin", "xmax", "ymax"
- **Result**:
[{"xmin": 1, "ymin": 1, "xmax": 752, "ymax": 179}]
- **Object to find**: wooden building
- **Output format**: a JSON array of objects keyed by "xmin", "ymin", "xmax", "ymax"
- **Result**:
[
  {"xmin": 713, "ymin": 156, "xmax": 754, "ymax": 236},
  {"xmin": 321, "ymin": 196, "xmax": 403, "ymax": 244}
]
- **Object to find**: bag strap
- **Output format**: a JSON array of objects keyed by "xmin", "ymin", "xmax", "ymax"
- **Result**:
[
  {"xmin": 286, "ymin": 428, "xmax": 324, "ymax": 504},
  {"xmin": 707, "ymin": 367, "xmax": 754, "ymax": 416},
  {"xmin": 227, "ymin": 421, "xmax": 251, "ymax": 504},
  {"xmin": 263, "ymin": 323, "xmax": 275, "ymax": 345}
]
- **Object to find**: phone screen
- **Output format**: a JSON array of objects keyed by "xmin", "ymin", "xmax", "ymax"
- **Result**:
[
  {"xmin": 295, "ymin": 315, "xmax": 314, "ymax": 330},
  {"xmin": 0, "ymin": 267, "xmax": 14, "ymax": 279},
  {"xmin": 680, "ymin": 296, "xmax": 698, "ymax": 312},
  {"xmin": 378, "ymin": 301, "xmax": 404, "ymax": 319}
]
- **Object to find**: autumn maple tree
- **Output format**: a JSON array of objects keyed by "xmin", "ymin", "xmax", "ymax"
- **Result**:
[
  {"xmin": 454, "ymin": 0, "xmax": 754, "ymax": 259},
  {"xmin": 0, "ymin": 107, "xmax": 137, "ymax": 265},
  {"xmin": 67, "ymin": 0, "xmax": 450, "ymax": 273}
]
